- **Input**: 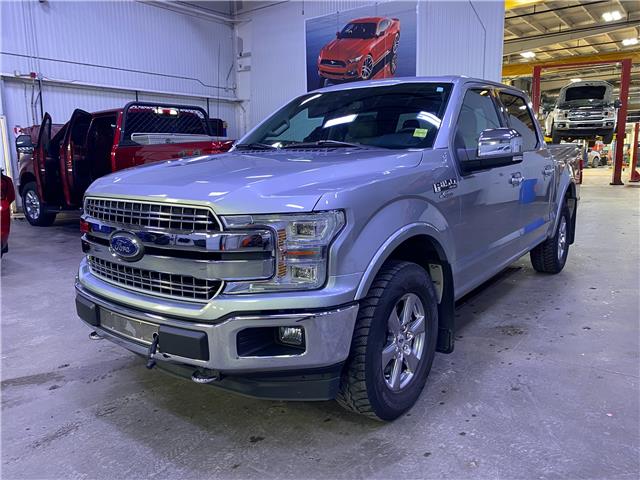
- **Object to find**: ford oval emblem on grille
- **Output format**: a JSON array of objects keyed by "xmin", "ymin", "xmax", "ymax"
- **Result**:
[{"xmin": 109, "ymin": 231, "xmax": 144, "ymax": 262}]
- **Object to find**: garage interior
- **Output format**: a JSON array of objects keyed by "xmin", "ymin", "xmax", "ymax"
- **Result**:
[{"xmin": 1, "ymin": 1, "xmax": 639, "ymax": 479}]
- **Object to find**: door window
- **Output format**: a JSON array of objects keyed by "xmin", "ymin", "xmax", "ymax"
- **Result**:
[
  {"xmin": 377, "ymin": 19, "xmax": 390, "ymax": 35},
  {"xmin": 498, "ymin": 92, "xmax": 538, "ymax": 151},
  {"xmin": 454, "ymin": 89, "xmax": 502, "ymax": 163}
]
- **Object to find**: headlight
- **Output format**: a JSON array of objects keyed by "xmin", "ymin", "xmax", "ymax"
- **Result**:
[
  {"xmin": 222, "ymin": 211, "xmax": 345, "ymax": 293},
  {"xmin": 604, "ymin": 109, "xmax": 614, "ymax": 117},
  {"xmin": 347, "ymin": 55, "xmax": 363, "ymax": 64}
]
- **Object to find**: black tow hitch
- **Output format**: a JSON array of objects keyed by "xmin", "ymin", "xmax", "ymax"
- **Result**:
[{"xmin": 146, "ymin": 333, "xmax": 159, "ymax": 369}]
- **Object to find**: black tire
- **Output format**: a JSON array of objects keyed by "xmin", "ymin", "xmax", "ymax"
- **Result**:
[
  {"xmin": 388, "ymin": 53, "xmax": 398, "ymax": 75},
  {"xmin": 337, "ymin": 260, "xmax": 438, "ymax": 421},
  {"xmin": 21, "ymin": 182, "xmax": 56, "ymax": 226},
  {"xmin": 602, "ymin": 132, "xmax": 613, "ymax": 144},
  {"xmin": 530, "ymin": 206, "xmax": 570, "ymax": 274},
  {"xmin": 593, "ymin": 156, "xmax": 600, "ymax": 167},
  {"xmin": 551, "ymin": 127, "xmax": 561, "ymax": 144}
]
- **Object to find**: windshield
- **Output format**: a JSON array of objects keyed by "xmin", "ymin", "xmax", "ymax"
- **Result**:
[
  {"xmin": 564, "ymin": 86, "xmax": 607, "ymax": 103},
  {"xmin": 339, "ymin": 22, "xmax": 377, "ymax": 39},
  {"xmin": 239, "ymin": 83, "xmax": 452, "ymax": 150}
]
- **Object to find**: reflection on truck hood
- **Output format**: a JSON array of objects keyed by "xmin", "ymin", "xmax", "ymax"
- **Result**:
[{"xmin": 85, "ymin": 149, "xmax": 424, "ymax": 215}]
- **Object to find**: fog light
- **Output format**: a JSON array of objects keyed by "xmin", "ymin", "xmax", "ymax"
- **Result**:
[
  {"xmin": 278, "ymin": 326, "xmax": 304, "ymax": 346},
  {"xmin": 291, "ymin": 265, "xmax": 317, "ymax": 282}
]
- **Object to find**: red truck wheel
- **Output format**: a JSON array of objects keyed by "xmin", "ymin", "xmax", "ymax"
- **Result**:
[{"xmin": 22, "ymin": 182, "xmax": 56, "ymax": 227}]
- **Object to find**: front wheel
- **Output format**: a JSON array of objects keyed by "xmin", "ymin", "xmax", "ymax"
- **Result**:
[
  {"xmin": 602, "ymin": 132, "xmax": 614, "ymax": 144},
  {"xmin": 551, "ymin": 126, "xmax": 561, "ymax": 144},
  {"xmin": 360, "ymin": 55, "xmax": 374, "ymax": 80},
  {"xmin": 22, "ymin": 182, "xmax": 56, "ymax": 226},
  {"xmin": 530, "ymin": 206, "xmax": 570, "ymax": 274},
  {"xmin": 337, "ymin": 260, "xmax": 438, "ymax": 421}
]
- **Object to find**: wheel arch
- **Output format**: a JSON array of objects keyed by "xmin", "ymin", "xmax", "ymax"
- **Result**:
[
  {"xmin": 19, "ymin": 172, "xmax": 36, "ymax": 196},
  {"xmin": 355, "ymin": 225, "xmax": 456, "ymax": 354}
]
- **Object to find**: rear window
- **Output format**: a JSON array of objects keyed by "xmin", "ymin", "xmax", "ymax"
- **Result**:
[
  {"xmin": 565, "ymin": 86, "xmax": 606, "ymax": 102},
  {"xmin": 121, "ymin": 106, "xmax": 210, "ymax": 145}
]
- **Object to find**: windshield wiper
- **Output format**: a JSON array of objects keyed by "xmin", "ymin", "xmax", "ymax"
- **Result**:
[
  {"xmin": 281, "ymin": 140, "xmax": 370, "ymax": 149},
  {"xmin": 234, "ymin": 142, "xmax": 278, "ymax": 150}
]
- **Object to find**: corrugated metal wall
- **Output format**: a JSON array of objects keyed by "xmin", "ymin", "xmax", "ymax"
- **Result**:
[
  {"xmin": 0, "ymin": 0, "xmax": 239, "ymax": 135},
  {"xmin": 238, "ymin": 0, "xmax": 504, "ymax": 128}
]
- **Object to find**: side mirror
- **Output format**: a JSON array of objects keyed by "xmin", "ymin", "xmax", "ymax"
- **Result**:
[
  {"xmin": 15, "ymin": 134, "xmax": 34, "ymax": 153},
  {"xmin": 335, "ymin": 31, "xmax": 340, "ymax": 38},
  {"xmin": 613, "ymin": 99, "xmax": 622, "ymax": 109},
  {"xmin": 477, "ymin": 128, "xmax": 523, "ymax": 159}
]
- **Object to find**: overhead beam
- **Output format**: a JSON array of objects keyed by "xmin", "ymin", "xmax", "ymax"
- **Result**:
[
  {"xmin": 503, "ymin": 51, "xmax": 640, "ymax": 77},
  {"xmin": 503, "ymin": 20, "xmax": 638, "ymax": 55},
  {"xmin": 505, "ymin": 0, "xmax": 545, "ymax": 11}
]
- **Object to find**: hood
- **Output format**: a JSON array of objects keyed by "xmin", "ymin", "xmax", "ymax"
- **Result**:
[
  {"xmin": 86, "ymin": 149, "xmax": 423, "ymax": 215},
  {"xmin": 320, "ymin": 38, "xmax": 374, "ymax": 61}
]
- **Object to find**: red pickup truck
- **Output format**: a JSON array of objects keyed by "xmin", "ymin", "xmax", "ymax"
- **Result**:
[{"xmin": 17, "ymin": 102, "xmax": 233, "ymax": 226}]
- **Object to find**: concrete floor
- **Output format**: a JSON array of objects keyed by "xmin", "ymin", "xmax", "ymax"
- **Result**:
[{"xmin": 1, "ymin": 168, "xmax": 638, "ymax": 479}]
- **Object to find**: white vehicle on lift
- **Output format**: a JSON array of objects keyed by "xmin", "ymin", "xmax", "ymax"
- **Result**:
[{"xmin": 544, "ymin": 80, "xmax": 620, "ymax": 144}]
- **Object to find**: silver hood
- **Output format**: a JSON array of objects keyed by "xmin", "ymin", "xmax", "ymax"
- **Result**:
[{"xmin": 85, "ymin": 149, "xmax": 424, "ymax": 215}]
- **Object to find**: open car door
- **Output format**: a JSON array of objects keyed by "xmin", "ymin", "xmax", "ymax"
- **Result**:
[
  {"xmin": 34, "ymin": 113, "xmax": 52, "ymax": 201},
  {"xmin": 60, "ymin": 109, "xmax": 92, "ymax": 206}
]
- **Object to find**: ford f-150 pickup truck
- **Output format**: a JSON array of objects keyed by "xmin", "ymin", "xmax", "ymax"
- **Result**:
[
  {"xmin": 544, "ymin": 80, "xmax": 620, "ymax": 144},
  {"xmin": 75, "ymin": 77, "xmax": 580, "ymax": 421}
]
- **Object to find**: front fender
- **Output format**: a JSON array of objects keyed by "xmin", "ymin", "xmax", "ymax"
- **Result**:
[{"xmin": 354, "ymin": 221, "xmax": 450, "ymax": 300}]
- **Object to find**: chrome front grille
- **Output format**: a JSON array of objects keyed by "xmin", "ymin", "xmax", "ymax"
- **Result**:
[
  {"xmin": 84, "ymin": 198, "xmax": 221, "ymax": 232},
  {"xmin": 88, "ymin": 256, "xmax": 222, "ymax": 302},
  {"xmin": 568, "ymin": 110, "xmax": 604, "ymax": 121}
]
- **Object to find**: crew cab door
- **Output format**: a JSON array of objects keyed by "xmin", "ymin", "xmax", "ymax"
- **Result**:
[
  {"xmin": 451, "ymin": 88, "xmax": 526, "ymax": 296},
  {"xmin": 497, "ymin": 91, "xmax": 555, "ymax": 248},
  {"xmin": 61, "ymin": 109, "xmax": 92, "ymax": 206},
  {"xmin": 34, "ymin": 113, "xmax": 52, "ymax": 201}
]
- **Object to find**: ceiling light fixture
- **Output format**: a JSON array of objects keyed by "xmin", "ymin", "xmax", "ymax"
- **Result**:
[
  {"xmin": 601, "ymin": 10, "xmax": 622, "ymax": 22},
  {"xmin": 622, "ymin": 38, "xmax": 639, "ymax": 46},
  {"xmin": 570, "ymin": 78, "xmax": 582, "ymax": 83},
  {"xmin": 520, "ymin": 51, "xmax": 536, "ymax": 59}
]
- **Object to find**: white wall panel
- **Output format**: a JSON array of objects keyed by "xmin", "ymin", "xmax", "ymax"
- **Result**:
[{"xmin": 419, "ymin": 1, "xmax": 504, "ymax": 81}]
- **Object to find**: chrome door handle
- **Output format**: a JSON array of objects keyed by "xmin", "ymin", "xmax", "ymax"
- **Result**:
[
  {"xmin": 543, "ymin": 165, "xmax": 554, "ymax": 176},
  {"xmin": 510, "ymin": 173, "xmax": 524, "ymax": 186}
]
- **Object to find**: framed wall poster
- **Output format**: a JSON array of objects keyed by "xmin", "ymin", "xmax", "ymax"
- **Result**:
[{"xmin": 305, "ymin": 2, "xmax": 418, "ymax": 91}]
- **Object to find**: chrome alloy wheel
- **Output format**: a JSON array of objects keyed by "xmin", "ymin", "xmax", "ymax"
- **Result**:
[
  {"xmin": 393, "ymin": 34, "xmax": 399, "ymax": 53},
  {"xmin": 557, "ymin": 216, "xmax": 567, "ymax": 261},
  {"xmin": 382, "ymin": 293, "xmax": 426, "ymax": 392},
  {"xmin": 25, "ymin": 190, "xmax": 41, "ymax": 220},
  {"xmin": 361, "ymin": 56, "xmax": 374, "ymax": 80}
]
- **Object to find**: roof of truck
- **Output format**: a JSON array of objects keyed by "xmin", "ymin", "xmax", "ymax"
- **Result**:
[{"xmin": 314, "ymin": 76, "xmax": 519, "ymax": 94}]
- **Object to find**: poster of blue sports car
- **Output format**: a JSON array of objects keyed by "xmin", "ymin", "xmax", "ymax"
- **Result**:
[{"xmin": 305, "ymin": 2, "xmax": 417, "ymax": 91}]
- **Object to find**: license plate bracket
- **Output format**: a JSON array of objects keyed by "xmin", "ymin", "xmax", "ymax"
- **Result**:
[{"xmin": 100, "ymin": 309, "xmax": 159, "ymax": 345}]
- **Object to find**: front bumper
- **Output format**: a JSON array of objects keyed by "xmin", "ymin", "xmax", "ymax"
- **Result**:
[
  {"xmin": 75, "ymin": 281, "xmax": 358, "ymax": 398},
  {"xmin": 554, "ymin": 120, "xmax": 615, "ymax": 132},
  {"xmin": 318, "ymin": 65, "xmax": 360, "ymax": 80}
]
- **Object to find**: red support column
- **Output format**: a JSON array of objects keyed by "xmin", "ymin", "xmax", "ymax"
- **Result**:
[
  {"xmin": 630, "ymin": 122, "xmax": 640, "ymax": 183},
  {"xmin": 611, "ymin": 59, "xmax": 631, "ymax": 185},
  {"xmin": 532, "ymin": 66, "xmax": 542, "ymax": 117}
]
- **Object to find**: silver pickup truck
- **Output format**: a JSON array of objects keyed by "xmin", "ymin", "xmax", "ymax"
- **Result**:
[{"xmin": 75, "ymin": 76, "xmax": 580, "ymax": 420}]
